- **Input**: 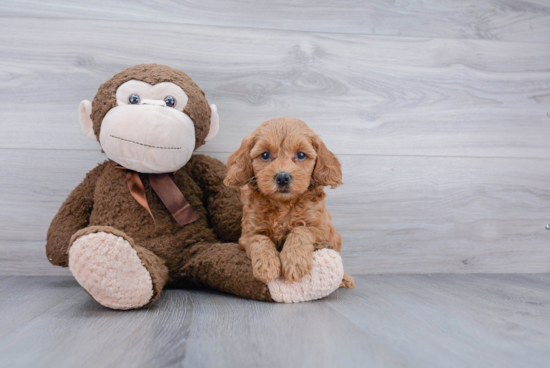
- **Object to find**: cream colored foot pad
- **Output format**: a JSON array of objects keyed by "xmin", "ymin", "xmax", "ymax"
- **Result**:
[
  {"xmin": 69, "ymin": 232, "xmax": 153, "ymax": 310},
  {"xmin": 268, "ymin": 249, "xmax": 344, "ymax": 303}
]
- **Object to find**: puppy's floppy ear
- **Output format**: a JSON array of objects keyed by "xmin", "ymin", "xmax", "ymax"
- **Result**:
[
  {"xmin": 224, "ymin": 133, "xmax": 256, "ymax": 188},
  {"xmin": 312, "ymin": 135, "xmax": 343, "ymax": 189}
]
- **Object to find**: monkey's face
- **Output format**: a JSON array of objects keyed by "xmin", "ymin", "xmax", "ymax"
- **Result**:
[
  {"xmin": 99, "ymin": 80, "xmax": 196, "ymax": 173},
  {"xmin": 79, "ymin": 66, "xmax": 219, "ymax": 174}
]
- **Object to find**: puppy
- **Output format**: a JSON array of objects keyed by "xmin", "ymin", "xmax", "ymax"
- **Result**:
[{"xmin": 224, "ymin": 117, "xmax": 354, "ymax": 288}]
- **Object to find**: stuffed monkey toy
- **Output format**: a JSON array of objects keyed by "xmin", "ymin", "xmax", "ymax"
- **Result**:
[{"xmin": 46, "ymin": 64, "xmax": 345, "ymax": 309}]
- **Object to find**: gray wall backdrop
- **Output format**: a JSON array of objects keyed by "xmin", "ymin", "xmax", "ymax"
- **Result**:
[{"xmin": 1, "ymin": 1, "xmax": 549, "ymax": 276}]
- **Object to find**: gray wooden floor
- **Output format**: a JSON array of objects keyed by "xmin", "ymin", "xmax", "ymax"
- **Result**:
[
  {"xmin": 1, "ymin": 3, "xmax": 549, "ymax": 368},
  {"xmin": 1, "ymin": 1, "xmax": 549, "ymax": 276},
  {"xmin": 1, "ymin": 274, "xmax": 549, "ymax": 368}
]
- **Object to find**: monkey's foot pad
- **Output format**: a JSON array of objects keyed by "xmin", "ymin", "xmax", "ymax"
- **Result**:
[
  {"xmin": 69, "ymin": 232, "xmax": 153, "ymax": 310},
  {"xmin": 267, "ymin": 248, "xmax": 344, "ymax": 303}
]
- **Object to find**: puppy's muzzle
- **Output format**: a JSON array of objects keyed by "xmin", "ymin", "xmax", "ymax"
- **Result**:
[{"xmin": 275, "ymin": 172, "xmax": 292, "ymax": 190}]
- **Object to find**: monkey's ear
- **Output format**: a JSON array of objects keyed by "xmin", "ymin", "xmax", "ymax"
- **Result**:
[
  {"xmin": 78, "ymin": 100, "xmax": 97, "ymax": 141},
  {"xmin": 204, "ymin": 104, "xmax": 220, "ymax": 142}
]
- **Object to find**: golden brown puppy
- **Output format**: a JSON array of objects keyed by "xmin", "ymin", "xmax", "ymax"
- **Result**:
[{"xmin": 224, "ymin": 117, "xmax": 355, "ymax": 288}]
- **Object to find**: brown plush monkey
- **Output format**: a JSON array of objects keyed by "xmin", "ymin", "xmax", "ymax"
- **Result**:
[{"xmin": 46, "ymin": 64, "xmax": 344, "ymax": 309}]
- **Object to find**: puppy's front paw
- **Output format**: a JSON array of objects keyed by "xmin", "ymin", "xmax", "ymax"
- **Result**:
[
  {"xmin": 280, "ymin": 246, "xmax": 314, "ymax": 282},
  {"xmin": 251, "ymin": 248, "xmax": 281, "ymax": 283}
]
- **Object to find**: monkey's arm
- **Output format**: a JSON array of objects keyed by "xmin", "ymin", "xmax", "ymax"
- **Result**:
[
  {"xmin": 46, "ymin": 162, "xmax": 107, "ymax": 267},
  {"xmin": 186, "ymin": 154, "xmax": 242, "ymax": 242}
]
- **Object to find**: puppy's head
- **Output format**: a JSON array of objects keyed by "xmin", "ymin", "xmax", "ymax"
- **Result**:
[{"xmin": 224, "ymin": 117, "xmax": 342, "ymax": 200}]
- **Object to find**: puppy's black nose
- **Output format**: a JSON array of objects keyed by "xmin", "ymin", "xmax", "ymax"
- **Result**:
[{"xmin": 275, "ymin": 172, "xmax": 291, "ymax": 186}]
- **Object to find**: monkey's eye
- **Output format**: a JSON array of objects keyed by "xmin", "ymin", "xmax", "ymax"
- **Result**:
[
  {"xmin": 164, "ymin": 95, "xmax": 176, "ymax": 108},
  {"xmin": 296, "ymin": 152, "xmax": 307, "ymax": 161},
  {"xmin": 128, "ymin": 94, "xmax": 140, "ymax": 105},
  {"xmin": 261, "ymin": 152, "xmax": 270, "ymax": 161}
]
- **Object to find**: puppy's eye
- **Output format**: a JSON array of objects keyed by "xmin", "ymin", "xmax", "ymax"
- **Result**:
[
  {"xmin": 128, "ymin": 94, "xmax": 140, "ymax": 104},
  {"xmin": 296, "ymin": 152, "xmax": 307, "ymax": 161},
  {"xmin": 164, "ymin": 95, "xmax": 176, "ymax": 107},
  {"xmin": 261, "ymin": 152, "xmax": 270, "ymax": 161}
]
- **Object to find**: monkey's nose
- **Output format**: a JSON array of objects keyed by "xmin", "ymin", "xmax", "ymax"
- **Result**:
[
  {"xmin": 275, "ymin": 172, "xmax": 292, "ymax": 186},
  {"xmin": 141, "ymin": 99, "xmax": 167, "ymax": 107}
]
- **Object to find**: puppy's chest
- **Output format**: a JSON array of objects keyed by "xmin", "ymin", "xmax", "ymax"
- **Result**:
[{"xmin": 265, "ymin": 207, "xmax": 307, "ymax": 247}]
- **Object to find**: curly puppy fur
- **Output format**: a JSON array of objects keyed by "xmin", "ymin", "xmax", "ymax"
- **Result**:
[{"xmin": 224, "ymin": 117, "xmax": 354, "ymax": 288}]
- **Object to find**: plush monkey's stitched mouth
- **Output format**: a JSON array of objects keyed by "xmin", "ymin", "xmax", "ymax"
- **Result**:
[{"xmin": 110, "ymin": 135, "xmax": 182, "ymax": 150}]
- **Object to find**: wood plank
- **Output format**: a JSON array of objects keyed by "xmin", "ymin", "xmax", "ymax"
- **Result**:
[
  {"xmin": 182, "ymin": 289, "xmax": 403, "ymax": 368},
  {"xmin": 0, "ymin": 277, "xmax": 194, "ymax": 368},
  {"xmin": 1, "ymin": 275, "xmax": 549, "ymax": 368},
  {"xmin": 0, "ymin": 18, "xmax": 549, "ymax": 158},
  {"xmin": 1, "ymin": 0, "xmax": 550, "ymax": 43},
  {"xmin": 1, "ymin": 149, "xmax": 548, "ymax": 275},
  {"xmin": 0, "ymin": 241, "xmax": 71, "ymax": 276},
  {"xmin": 325, "ymin": 274, "xmax": 550, "ymax": 368},
  {"xmin": 0, "ymin": 276, "xmax": 80, "ymax": 338}
]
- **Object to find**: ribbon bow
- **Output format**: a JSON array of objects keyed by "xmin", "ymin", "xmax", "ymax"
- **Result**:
[{"xmin": 118, "ymin": 167, "xmax": 198, "ymax": 226}]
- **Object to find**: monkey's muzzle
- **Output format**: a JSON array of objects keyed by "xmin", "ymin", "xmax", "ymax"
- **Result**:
[{"xmin": 99, "ymin": 104, "xmax": 196, "ymax": 173}]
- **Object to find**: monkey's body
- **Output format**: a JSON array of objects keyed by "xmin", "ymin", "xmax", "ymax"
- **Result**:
[
  {"xmin": 47, "ymin": 155, "xmax": 274, "ymax": 307},
  {"xmin": 45, "ymin": 64, "xmax": 345, "ymax": 309}
]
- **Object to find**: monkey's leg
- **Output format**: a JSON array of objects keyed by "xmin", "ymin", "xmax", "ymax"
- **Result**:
[
  {"xmin": 68, "ymin": 226, "xmax": 168, "ymax": 310},
  {"xmin": 174, "ymin": 242, "xmax": 273, "ymax": 301},
  {"xmin": 174, "ymin": 242, "xmax": 344, "ymax": 303}
]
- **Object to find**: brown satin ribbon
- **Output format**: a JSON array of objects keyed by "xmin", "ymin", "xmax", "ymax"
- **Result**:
[
  {"xmin": 118, "ymin": 167, "xmax": 198, "ymax": 226},
  {"xmin": 125, "ymin": 171, "xmax": 156, "ymax": 226},
  {"xmin": 149, "ymin": 173, "xmax": 199, "ymax": 225}
]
